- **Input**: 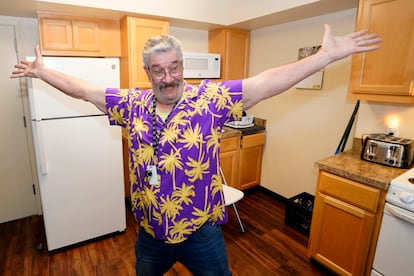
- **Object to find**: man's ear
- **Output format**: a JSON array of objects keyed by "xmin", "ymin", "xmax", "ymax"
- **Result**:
[{"xmin": 144, "ymin": 66, "xmax": 152, "ymax": 81}]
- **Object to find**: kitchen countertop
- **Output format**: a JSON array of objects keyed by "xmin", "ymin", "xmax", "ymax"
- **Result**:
[
  {"xmin": 221, "ymin": 117, "xmax": 267, "ymax": 138},
  {"xmin": 315, "ymin": 149, "xmax": 409, "ymax": 190},
  {"xmin": 221, "ymin": 126, "xmax": 242, "ymax": 138}
]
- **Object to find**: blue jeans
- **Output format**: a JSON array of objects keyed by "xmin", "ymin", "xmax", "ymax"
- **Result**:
[{"xmin": 135, "ymin": 223, "xmax": 232, "ymax": 276}]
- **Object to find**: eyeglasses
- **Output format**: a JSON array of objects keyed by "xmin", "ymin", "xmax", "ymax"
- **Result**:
[{"xmin": 148, "ymin": 63, "xmax": 183, "ymax": 80}]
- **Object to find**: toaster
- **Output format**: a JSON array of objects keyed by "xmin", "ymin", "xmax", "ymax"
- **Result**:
[{"xmin": 361, "ymin": 133, "xmax": 414, "ymax": 168}]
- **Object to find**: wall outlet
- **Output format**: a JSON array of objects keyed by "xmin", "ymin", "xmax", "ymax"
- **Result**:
[{"xmin": 386, "ymin": 127, "xmax": 399, "ymax": 136}]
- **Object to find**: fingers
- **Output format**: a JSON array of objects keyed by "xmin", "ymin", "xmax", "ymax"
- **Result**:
[
  {"xmin": 354, "ymin": 34, "xmax": 382, "ymax": 50},
  {"xmin": 357, "ymin": 37, "xmax": 382, "ymax": 46},
  {"xmin": 14, "ymin": 61, "xmax": 29, "ymax": 68},
  {"xmin": 349, "ymin": 29, "xmax": 369, "ymax": 39},
  {"xmin": 355, "ymin": 45, "xmax": 381, "ymax": 53},
  {"xmin": 10, "ymin": 68, "xmax": 25, "ymax": 78},
  {"xmin": 354, "ymin": 34, "xmax": 382, "ymax": 52},
  {"xmin": 354, "ymin": 33, "xmax": 381, "ymax": 42},
  {"xmin": 10, "ymin": 59, "xmax": 30, "ymax": 78},
  {"xmin": 348, "ymin": 29, "xmax": 382, "ymax": 52},
  {"xmin": 351, "ymin": 31, "xmax": 382, "ymax": 44}
]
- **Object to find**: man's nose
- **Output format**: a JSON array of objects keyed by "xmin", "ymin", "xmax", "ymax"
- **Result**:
[{"xmin": 163, "ymin": 70, "xmax": 175, "ymax": 81}]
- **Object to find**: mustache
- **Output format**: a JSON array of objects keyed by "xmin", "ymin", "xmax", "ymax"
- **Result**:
[{"xmin": 158, "ymin": 80, "xmax": 180, "ymax": 89}]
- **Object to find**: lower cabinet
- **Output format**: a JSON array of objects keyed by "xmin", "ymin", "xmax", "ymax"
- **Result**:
[
  {"xmin": 220, "ymin": 132, "xmax": 265, "ymax": 190},
  {"xmin": 238, "ymin": 132, "xmax": 265, "ymax": 190},
  {"xmin": 308, "ymin": 171, "xmax": 386, "ymax": 276},
  {"xmin": 220, "ymin": 135, "xmax": 240, "ymax": 187}
]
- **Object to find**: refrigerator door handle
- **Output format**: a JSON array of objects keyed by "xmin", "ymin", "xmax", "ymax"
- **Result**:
[{"xmin": 32, "ymin": 121, "xmax": 48, "ymax": 175}]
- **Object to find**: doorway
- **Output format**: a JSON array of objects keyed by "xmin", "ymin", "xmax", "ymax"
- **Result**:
[{"xmin": 0, "ymin": 23, "xmax": 38, "ymax": 223}]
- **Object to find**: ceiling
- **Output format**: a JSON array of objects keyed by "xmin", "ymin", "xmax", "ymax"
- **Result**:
[{"xmin": 1, "ymin": 0, "xmax": 358, "ymax": 30}]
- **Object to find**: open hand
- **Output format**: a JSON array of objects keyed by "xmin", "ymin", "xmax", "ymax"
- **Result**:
[
  {"xmin": 321, "ymin": 24, "xmax": 382, "ymax": 62},
  {"xmin": 10, "ymin": 45, "xmax": 44, "ymax": 79}
]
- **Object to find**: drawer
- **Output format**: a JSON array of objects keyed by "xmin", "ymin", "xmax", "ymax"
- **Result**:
[
  {"xmin": 221, "ymin": 136, "xmax": 239, "ymax": 152},
  {"xmin": 241, "ymin": 132, "xmax": 265, "ymax": 149},
  {"xmin": 318, "ymin": 171, "xmax": 381, "ymax": 213}
]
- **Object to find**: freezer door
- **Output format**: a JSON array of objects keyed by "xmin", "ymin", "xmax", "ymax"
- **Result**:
[
  {"xmin": 27, "ymin": 57, "xmax": 119, "ymax": 120},
  {"xmin": 32, "ymin": 115, "xmax": 125, "ymax": 251}
]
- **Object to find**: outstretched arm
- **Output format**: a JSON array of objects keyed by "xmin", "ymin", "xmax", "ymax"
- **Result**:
[
  {"xmin": 242, "ymin": 24, "xmax": 382, "ymax": 110},
  {"xmin": 10, "ymin": 45, "xmax": 107, "ymax": 113}
]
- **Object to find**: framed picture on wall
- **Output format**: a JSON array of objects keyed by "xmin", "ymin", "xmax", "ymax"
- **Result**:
[{"xmin": 295, "ymin": 45, "xmax": 324, "ymax": 90}]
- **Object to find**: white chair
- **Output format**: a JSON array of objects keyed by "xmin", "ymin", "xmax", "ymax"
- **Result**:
[{"xmin": 220, "ymin": 167, "xmax": 245, "ymax": 232}]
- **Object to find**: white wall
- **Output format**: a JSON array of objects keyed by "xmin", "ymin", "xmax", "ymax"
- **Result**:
[
  {"xmin": 355, "ymin": 103, "xmax": 414, "ymax": 139},
  {"xmin": 247, "ymin": 8, "xmax": 414, "ymax": 198},
  {"xmin": 247, "ymin": 9, "xmax": 360, "ymax": 197},
  {"xmin": 170, "ymin": 27, "xmax": 208, "ymax": 52},
  {"xmin": 0, "ymin": 16, "xmax": 39, "ymax": 58},
  {"xmin": 173, "ymin": 12, "xmax": 406, "ymax": 198},
  {"xmin": 0, "ymin": 15, "xmax": 41, "ymax": 214}
]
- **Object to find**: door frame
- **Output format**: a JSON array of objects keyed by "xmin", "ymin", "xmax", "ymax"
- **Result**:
[{"xmin": 0, "ymin": 17, "xmax": 42, "ymax": 217}]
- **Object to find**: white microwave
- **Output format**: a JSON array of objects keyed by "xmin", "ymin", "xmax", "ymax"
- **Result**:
[{"xmin": 182, "ymin": 52, "xmax": 221, "ymax": 79}]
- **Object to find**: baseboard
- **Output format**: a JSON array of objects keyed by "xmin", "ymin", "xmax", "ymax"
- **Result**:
[{"xmin": 246, "ymin": 186, "xmax": 289, "ymax": 203}]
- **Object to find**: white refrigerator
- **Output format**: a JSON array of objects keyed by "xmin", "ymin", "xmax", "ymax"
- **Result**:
[{"xmin": 27, "ymin": 56, "xmax": 126, "ymax": 251}]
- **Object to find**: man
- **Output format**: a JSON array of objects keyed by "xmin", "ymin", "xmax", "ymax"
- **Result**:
[{"xmin": 11, "ymin": 24, "xmax": 381, "ymax": 275}]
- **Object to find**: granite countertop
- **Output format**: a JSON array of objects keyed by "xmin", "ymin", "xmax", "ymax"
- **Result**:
[
  {"xmin": 315, "ymin": 150, "xmax": 409, "ymax": 190},
  {"xmin": 221, "ymin": 126, "xmax": 242, "ymax": 138}
]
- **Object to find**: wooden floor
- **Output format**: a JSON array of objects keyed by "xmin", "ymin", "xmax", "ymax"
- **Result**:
[{"xmin": 0, "ymin": 188, "xmax": 332, "ymax": 276}]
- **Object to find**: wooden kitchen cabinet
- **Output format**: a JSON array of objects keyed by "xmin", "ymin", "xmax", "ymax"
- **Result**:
[
  {"xmin": 208, "ymin": 28, "xmax": 250, "ymax": 80},
  {"xmin": 120, "ymin": 16, "xmax": 169, "ymax": 89},
  {"xmin": 220, "ymin": 131, "xmax": 265, "ymax": 190},
  {"xmin": 238, "ymin": 132, "xmax": 265, "ymax": 190},
  {"xmin": 37, "ymin": 13, "xmax": 120, "ymax": 57},
  {"xmin": 308, "ymin": 171, "xmax": 386, "ymax": 276},
  {"xmin": 119, "ymin": 16, "xmax": 187, "ymax": 276},
  {"xmin": 220, "ymin": 135, "xmax": 240, "ymax": 188},
  {"xmin": 348, "ymin": 0, "xmax": 414, "ymax": 103},
  {"xmin": 120, "ymin": 16, "xmax": 169, "ymax": 198}
]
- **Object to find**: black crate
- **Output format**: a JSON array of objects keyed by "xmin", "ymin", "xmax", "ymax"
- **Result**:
[{"xmin": 284, "ymin": 192, "xmax": 314, "ymax": 236}]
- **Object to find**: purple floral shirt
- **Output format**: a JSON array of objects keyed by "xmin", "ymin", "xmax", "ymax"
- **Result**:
[{"xmin": 106, "ymin": 80, "xmax": 243, "ymax": 243}]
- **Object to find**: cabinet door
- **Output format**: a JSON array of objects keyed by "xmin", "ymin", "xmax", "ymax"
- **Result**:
[
  {"xmin": 72, "ymin": 20, "xmax": 100, "ymax": 52},
  {"xmin": 39, "ymin": 18, "xmax": 73, "ymax": 51},
  {"xmin": 309, "ymin": 193, "xmax": 376, "ymax": 275},
  {"xmin": 38, "ymin": 14, "xmax": 120, "ymax": 57},
  {"xmin": 238, "ymin": 132, "xmax": 265, "ymax": 190},
  {"xmin": 224, "ymin": 29, "xmax": 250, "ymax": 80},
  {"xmin": 219, "ymin": 136, "xmax": 240, "ymax": 188},
  {"xmin": 121, "ymin": 17, "xmax": 169, "ymax": 89},
  {"xmin": 120, "ymin": 17, "xmax": 169, "ymax": 198},
  {"xmin": 349, "ymin": 0, "xmax": 414, "ymax": 99},
  {"xmin": 209, "ymin": 28, "xmax": 250, "ymax": 80},
  {"xmin": 238, "ymin": 146, "xmax": 263, "ymax": 190},
  {"xmin": 220, "ymin": 151, "xmax": 239, "ymax": 187}
]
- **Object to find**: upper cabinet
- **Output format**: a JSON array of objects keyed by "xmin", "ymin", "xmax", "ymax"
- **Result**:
[
  {"xmin": 119, "ymin": 16, "xmax": 169, "ymax": 200},
  {"xmin": 120, "ymin": 16, "xmax": 169, "ymax": 89},
  {"xmin": 37, "ymin": 13, "xmax": 121, "ymax": 57},
  {"xmin": 348, "ymin": 0, "xmax": 414, "ymax": 103},
  {"xmin": 208, "ymin": 28, "xmax": 250, "ymax": 80}
]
